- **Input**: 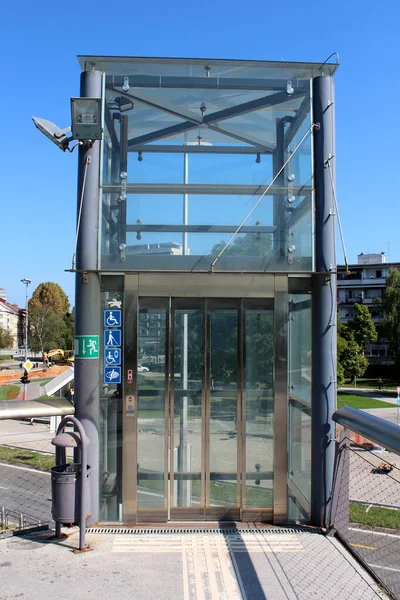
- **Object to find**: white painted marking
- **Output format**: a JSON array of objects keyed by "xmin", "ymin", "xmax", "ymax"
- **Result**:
[
  {"xmin": 369, "ymin": 563, "xmax": 400, "ymax": 573},
  {"xmin": 0, "ymin": 485, "xmax": 8, "ymax": 490},
  {"xmin": 349, "ymin": 527, "xmax": 400, "ymax": 539},
  {"xmin": 182, "ymin": 537, "xmax": 190, "ymax": 600},
  {"xmin": 0, "ymin": 462, "xmax": 50, "ymax": 475}
]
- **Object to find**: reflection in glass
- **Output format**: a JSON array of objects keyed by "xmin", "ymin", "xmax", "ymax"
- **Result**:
[
  {"xmin": 288, "ymin": 295, "xmax": 312, "ymax": 404},
  {"xmin": 173, "ymin": 309, "xmax": 203, "ymax": 507},
  {"xmin": 289, "ymin": 404, "xmax": 311, "ymax": 504},
  {"xmin": 245, "ymin": 311, "xmax": 274, "ymax": 508},
  {"xmin": 209, "ymin": 310, "xmax": 238, "ymax": 506},
  {"xmin": 100, "ymin": 58, "xmax": 315, "ymax": 272},
  {"xmin": 137, "ymin": 308, "xmax": 167, "ymax": 509},
  {"xmin": 288, "ymin": 293, "xmax": 312, "ymax": 520}
]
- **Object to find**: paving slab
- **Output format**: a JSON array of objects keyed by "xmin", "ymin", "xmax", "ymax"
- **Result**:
[{"xmin": 0, "ymin": 528, "xmax": 388, "ymax": 600}]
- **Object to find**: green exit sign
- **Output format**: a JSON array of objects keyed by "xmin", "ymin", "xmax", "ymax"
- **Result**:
[{"xmin": 74, "ymin": 335, "xmax": 99, "ymax": 359}]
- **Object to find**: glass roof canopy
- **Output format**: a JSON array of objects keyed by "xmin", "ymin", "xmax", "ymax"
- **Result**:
[
  {"xmin": 82, "ymin": 56, "xmax": 337, "ymax": 272},
  {"xmin": 78, "ymin": 56, "xmax": 337, "ymax": 150}
]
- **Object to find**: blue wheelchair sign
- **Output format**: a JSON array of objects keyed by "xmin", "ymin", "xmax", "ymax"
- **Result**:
[
  {"xmin": 104, "ymin": 367, "xmax": 121, "ymax": 384},
  {"xmin": 104, "ymin": 310, "xmax": 121, "ymax": 328},
  {"xmin": 104, "ymin": 329, "xmax": 121, "ymax": 347},
  {"xmin": 104, "ymin": 348, "xmax": 121, "ymax": 366}
]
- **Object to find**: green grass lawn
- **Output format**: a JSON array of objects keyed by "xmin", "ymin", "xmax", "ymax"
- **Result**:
[
  {"xmin": 0, "ymin": 385, "xmax": 20, "ymax": 400},
  {"xmin": 343, "ymin": 378, "xmax": 398, "ymax": 391},
  {"xmin": 0, "ymin": 355, "xmax": 12, "ymax": 361},
  {"xmin": 0, "ymin": 445, "xmax": 54, "ymax": 471},
  {"xmin": 337, "ymin": 393, "xmax": 394, "ymax": 409},
  {"xmin": 350, "ymin": 502, "xmax": 400, "ymax": 530}
]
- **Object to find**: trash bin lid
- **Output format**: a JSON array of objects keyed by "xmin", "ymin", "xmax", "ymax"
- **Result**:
[{"xmin": 51, "ymin": 432, "xmax": 86, "ymax": 448}]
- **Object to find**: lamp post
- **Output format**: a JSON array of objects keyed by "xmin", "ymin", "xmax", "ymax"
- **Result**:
[{"xmin": 20, "ymin": 278, "xmax": 31, "ymax": 402}]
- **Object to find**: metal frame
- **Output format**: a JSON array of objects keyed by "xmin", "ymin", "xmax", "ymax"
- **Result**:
[
  {"xmin": 126, "ymin": 276, "xmax": 281, "ymax": 523},
  {"xmin": 117, "ymin": 88, "xmax": 304, "ymax": 152},
  {"xmin": 122, "ymin": 274, "xmax": 138, "ymax": 523},
  {"xmin": 273, "ymin": 275, "xmax": 289, "ymax": 523},
  {"xmin": 101, "ymin": 183, "xmax": 312, "ymax": 196}
]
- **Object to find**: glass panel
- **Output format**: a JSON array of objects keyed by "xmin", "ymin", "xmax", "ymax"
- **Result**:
[
  {"xmin": 245, "ymin": 310, "xmax": 274, "ymax": 508},
  {"xmin": 137, "ymin": 306, "xmax": 167, "ymax": 509},
  {"xmin": 209, "ymin": 309, "xmax": 238, "ymax": 507},
  {"xmin": 288, "ymin": 292, "xmax": 312, "ymax": 521},
  {"xmin": 289, "ymin": 404, "xmax": 311, "ymax": 503},
  {"xmin": 288, "ymin": 295, "xmax": 312, "ymax": 404},
  {"xmin": 99, "ymin": 59, "xmax": 315, "ymax": 273},
  {"xmin": 99, "ymin": 277, "xmax": 124, "ymax": 522},
  {"xmin": 173, "ymin": 309, "xmax": 203, "ymax": 508}
]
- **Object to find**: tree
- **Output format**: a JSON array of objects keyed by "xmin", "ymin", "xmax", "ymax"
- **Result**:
[
  {"xmin": 345, "ymin": 303, "xmax": 377, "ymax": 350},
  {"xmin": 337, "ymin": 305, "xmax": 377, "ymax": 383},
  {"xmin": 382, "ymin": 268, "xmax": 400, "ymax": 364},
  {"xmin": 0, "ymin": 327, "xmax": 14, "ymax": 349},
  {"xmin": 28, "ymin": 305, "xmax": 67, "ymax": 355},
  {"xmin": 63, "ymin": 308, "xmax": 75, "ymax": 351},
  {"xmin": 338, "ymin": 336, "xmax": 368, "ymax": 382},
  {"xmin": 210, "ymin": 229, "xmax": 272, "ymax": 258},
  {"xmin": 29, "ymin": 282, "xmax": 70, "ymax": 316}
]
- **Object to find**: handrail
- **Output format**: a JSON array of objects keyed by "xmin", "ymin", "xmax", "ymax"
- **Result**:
[
  {"xmin": 333, "ymin": 406, "xmax": 400, "ymax": 455},
  {"xmin": 0, "ymin": 399, "xmax": 74, "ymax": 420}
]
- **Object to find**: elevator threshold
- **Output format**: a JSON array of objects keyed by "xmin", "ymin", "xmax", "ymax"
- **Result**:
[{"xmin": 87, "ymin": 522, "xmax": 319, "ymax": 535}]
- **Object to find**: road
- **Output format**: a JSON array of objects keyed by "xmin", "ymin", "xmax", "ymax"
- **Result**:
[
  {"xmin": 0, "ymin": 463, "xmax": 52, "ymax": 524},
  {"xmin": 346, "ymin": 526, "xmax": 400, "ymax": 595}
]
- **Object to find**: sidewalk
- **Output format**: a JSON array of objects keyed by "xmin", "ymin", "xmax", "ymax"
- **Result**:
[
  {"xmin": 0, "ymin": 527, "xmax": 388, "ymax": 600},
  {"xmin": 0, "ymin": 418, "xmax": 55, "ymax": 454}
]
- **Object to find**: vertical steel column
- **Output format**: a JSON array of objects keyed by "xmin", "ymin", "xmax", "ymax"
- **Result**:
[
  {"xmin": 273, "ymin": 119, "xmax": 286, "ymax": 259},
  {"xmin": 122, "ymin": 274, "xmax": 138, "ymax": 523},
  {"xmin": 178, "ymin": 151, "xmax": 189, "ymax": 505},
  {"xmin": 74, "ymin": 69, "xmax": 102, "ymax": 524},
  {"xmin": 119, "ymin": 115, "xmax": 128, "ymax": 260},
  {"xmin": 311, "ymin": 76, "xmax": 337, "ymax": 527}
]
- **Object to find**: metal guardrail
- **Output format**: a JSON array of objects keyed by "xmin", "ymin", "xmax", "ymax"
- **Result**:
[
  {"xmin": 0, "ymin": 399, "xmax": 73, "ymax": 420},
  {"xmin": 331, "ymin": 406, "xmax": 400, "ymax": 599},
  {"xmin": 333, "ymin": 406, "xmax": 400, "ymax": 455}
]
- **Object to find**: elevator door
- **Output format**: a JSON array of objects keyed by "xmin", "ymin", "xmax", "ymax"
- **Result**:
[{"xmin": 136, "ymin": 298, "xmax": 274, "ymax": 523}]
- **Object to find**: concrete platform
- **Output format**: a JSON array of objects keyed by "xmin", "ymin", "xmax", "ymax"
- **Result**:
[{"xmin": 0, "ymin": 527, "xmax": 388, "ymax": 599}]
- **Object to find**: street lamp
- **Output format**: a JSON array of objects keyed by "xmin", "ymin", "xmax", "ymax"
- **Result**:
[{"xmin": 20, "ymin": 279, "xmax": 31, "ymax": 361}]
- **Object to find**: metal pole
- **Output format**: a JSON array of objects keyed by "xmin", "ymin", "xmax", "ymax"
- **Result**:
[
  {"xmin": 311, "ymin": 76, "xmax": 336, "ymax": 527},
  {"xmin": 24, "ymin": 283, "xmax": 28, "ymax": 361},
  {"xmin": 74, "ymin": 69, "xmax": 102, "ymax": 525},
  {"xmin": 183, "ymin": 151, "xmax": 189, "ymax": 255},
  {"xmin": 20, "ymin": 279, "xmax": 31, "ymax": 402}
]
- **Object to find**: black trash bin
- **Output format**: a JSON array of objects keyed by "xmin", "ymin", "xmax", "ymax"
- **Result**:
[{"xmin": 51, "ymin": 463, "xmax": 91, "ymax": 524}]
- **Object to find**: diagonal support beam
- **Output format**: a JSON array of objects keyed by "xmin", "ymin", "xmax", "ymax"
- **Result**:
[
  {"xmin": 126, "ymin": 89, "xmax": 304, "ymax": 150},
  {"xmin": 109, "ymin": 87, "xmax": 202, "ymax": 124}
]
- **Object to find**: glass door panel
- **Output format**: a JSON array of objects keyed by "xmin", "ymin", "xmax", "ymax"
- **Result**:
[
  {"xmin": 207, "ymin": 306, "xmax": 240, "ymax": 519},
  {"xmin": 171, "ymin": 306, "xmax": 204, "ymax": 518},
  {"xmin": 137, "ymin": 302, "xmax": 168, "ymax": 521},
  {"xmin": 243, "ymin": 308, "xmax": 274, "ymax": 519}
]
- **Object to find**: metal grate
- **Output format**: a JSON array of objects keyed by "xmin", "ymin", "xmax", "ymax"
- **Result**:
[{"xmin": 86, "ymin": 526, "xmax": 323, "ymax": 535}]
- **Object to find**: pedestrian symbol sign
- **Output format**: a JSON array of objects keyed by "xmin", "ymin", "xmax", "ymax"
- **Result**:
[
  {"xmin": 104, "ymin": 329, "xmax": 121, "ymax": 347},
  {"xmin": 75, "ymin": 335, "xmax": 99, "ymax": 359},
  {"xmin": 104, "ymin": 348, "xmax": 121, "ymax": 365},
  {"xmin": 104, "ymin": 310, "xmax": 121, "ymax": 328},
  {"xmin": 104, "ymin": 366, "xmax": 121, "ymax": 384}
]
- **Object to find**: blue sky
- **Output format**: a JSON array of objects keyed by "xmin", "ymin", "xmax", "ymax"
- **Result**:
[{"xmin": 1, "ymin": 0, "xmax": 399, "ymax": 308}]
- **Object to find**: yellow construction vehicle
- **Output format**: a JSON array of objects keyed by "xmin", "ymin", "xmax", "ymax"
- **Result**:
[{"xmin": 44, "ymin": 349, "xmax": 74, "ymax": 365}]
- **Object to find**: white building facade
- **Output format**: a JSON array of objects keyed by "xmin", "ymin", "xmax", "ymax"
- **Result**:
[{"xmin": 337, "ymin": 253, "xmax": 397, "ymax": 365}]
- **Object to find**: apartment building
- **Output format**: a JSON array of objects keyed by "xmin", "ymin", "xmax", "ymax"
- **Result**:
[
  {"xmin": 337, "ymin": 252, "xmax": 399, "ymax": 365},
  {"xmin": 0, "ymin": 298, "xmax": 25, "ymax": 349}
]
